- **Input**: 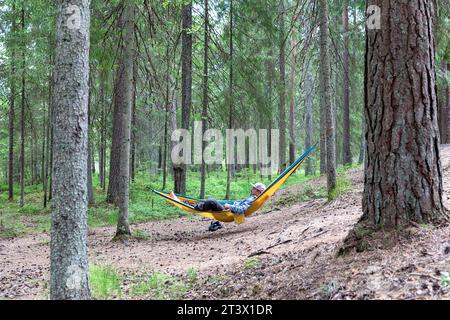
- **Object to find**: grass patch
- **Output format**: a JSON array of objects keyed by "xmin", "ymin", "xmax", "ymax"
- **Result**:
[
  {"xmin": 320, "ymin": 280, "xmax": 340, "ymax": 299},
  {"xmin": 244, "ymin": 257, "xmax": 260, "ymax": 270},
  {"xmin": 328, "ymin": 175, "xmax": 352, "ymax": 200},
  {"xmin": 207, "ymin": 275, "xmax": 227, "ymax": 285},
  {"xmin": 90, "ymin": 264, "xmax": 122, "ymax": 300},
  {"xmin": 270, "ymin": 184, "xmax": 327, "ymax": 209},
  {"xmin": 129, "ymin": 272, "xmax": 188, "ymax": 299},
  {"xmin": 440, "ymin": 272, "xmax": 450, "ymax": 288},
  {"xmin": 131, "ymin": 229, "xmax": 152, "ymax": 240}
]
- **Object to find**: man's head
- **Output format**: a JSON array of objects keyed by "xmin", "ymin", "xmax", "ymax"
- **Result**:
[{"xmin": 251, "ymin": 182, "xmax": 266, "ymax": 196}]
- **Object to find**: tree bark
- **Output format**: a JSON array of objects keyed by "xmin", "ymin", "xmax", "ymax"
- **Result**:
[
  {"xmin": 131, "ymin": 60, "xmax": 137, "ymax": 182},
  {"xmin": 319, "ymin": 0, "xmax": 336, "ymax": 197},
  {"xmin": 342, "ymin": 1, "xmax": 352, "ymax": 165},
  {"xmin": 278, "ymin": 0, "xmax": 287, "ymax": 169},
  {"xmin": 114, "ymin": 3, "xmax": 134, "ymax": 238},
  {"xmin": 362, "ymin": 0, "xmax": 447, "ymax": 228},
  {"xmin": 225, "ymin": 0, "xmax": 234, "ymax": 200},
  {"xmin": 288, "ymin": 31, "xmax": 296, "ymax": 165},
  {"xmin": 176, "ymin": 0, "xmax": 193, "ymax": 195},
  {"xmin": 8, "ymin": 4, "xmax": 16, "ymax": 201},
  {"xmin": 19, "ymin": 8, "xmax": 25, "ymax": 207},
  {"xmin": 50, "ymin": 0, "xmax": 91, "ymax": 300},
  {"xmin": 99, "ymin": 69, "xmax": 106, "ymax": 190},
  {"xmin": 304, "ymin": 61, "xmax": 314, "ymax": 176},
  {"xmin": 200, "ymin": 0, "xmax": 209, "ymax": 199}
]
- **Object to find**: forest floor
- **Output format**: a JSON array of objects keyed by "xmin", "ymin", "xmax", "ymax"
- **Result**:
[{"xmin": 1, "ymin": 146, "xmax": 450, "ymax": 300}]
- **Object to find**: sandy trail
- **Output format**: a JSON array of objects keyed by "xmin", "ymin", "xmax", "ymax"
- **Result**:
[{"xmin": 1, "ymin": 146, "xmax": 450, "ymax": 300}]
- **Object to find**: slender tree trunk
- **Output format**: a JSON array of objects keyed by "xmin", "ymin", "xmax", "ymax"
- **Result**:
[
  {"xmin": 278, "ymin": 0, "xmax": 287, "ymax": 168},
  {"xmin": 8, "ymin": 4, "xmax": 16, "ymax": 201},
  {"xmin": 288, "ymin": 31, "xmax": 296, "ymax": 165},
  {"xmin": 304, "ymin": 61, "xmax": 314, "ymax": 176},
  {"xmin": 114, "ymin": 3, "xmax": 134, "ymax": 238},
  {"xmin": 342, "ymin": 1, "xmax": 352, "ymax": 165},
  {"xmin": 19, "ymin": 8, "xmax": 25, "ymax": 207},
  {"xmin": 87, "ymin": 79, "xmax": 94, "ymax": 205},
  {"xmin": 99, "ymin": 70, "xmax": 106, "ymax": 189},
  {"xmin": 362, "ymin": 0, "xmax": 447, "ymax": 228},
  {"xmin": 200, "ymin": 0, "xmax": 209, "ymax": 199},
  {"xmin": 44, "ymin": 76, "xmax": 51, "ymax": 208},
  {"xmin": 319, "ymin": 0, "xmax": 336, "ymax": 198},
  {"xmin": 50, "ymin": 0, "xmax": 91, "ymax": 300},
  {"xmin": 131, "ymin": 60, "xmax": 137, "ymax": 181},
  {"xmin": 225, "ymin": 0, "xmax": 233, "ymax": 200}
]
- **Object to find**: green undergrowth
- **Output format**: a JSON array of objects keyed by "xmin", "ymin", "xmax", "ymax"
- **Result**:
[
  {"xmin": 0, "ymin": 163, "xmax": 360, "ymax": 238},
  {"xmin": 88, "ymin": 264, "xmax": 200, "ymax": 300}
]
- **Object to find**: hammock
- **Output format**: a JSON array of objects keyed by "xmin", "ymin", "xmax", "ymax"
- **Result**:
[{"xmin": 152, "ymin": 143, "xmax": 317, "ymax": 224}]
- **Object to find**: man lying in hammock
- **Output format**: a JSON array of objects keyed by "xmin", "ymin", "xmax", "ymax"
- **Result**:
[{"xmin": 169, "ymin": 182, "xmax": 266, "ymax": 231}]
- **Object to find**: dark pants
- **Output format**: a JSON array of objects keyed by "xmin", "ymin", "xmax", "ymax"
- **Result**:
[{"xmin": 194, "ymin": 198, "xmax": 225, "ymax": 212}]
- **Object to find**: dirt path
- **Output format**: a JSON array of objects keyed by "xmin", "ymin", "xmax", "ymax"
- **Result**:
[{"xmin": 2, "ymin": 146, "xmax": 450, "ymax": 300}]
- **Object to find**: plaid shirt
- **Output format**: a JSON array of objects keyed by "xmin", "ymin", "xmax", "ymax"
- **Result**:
[{"xmin": 230, "ymin": 195, "xmax": 256, "ymax": 214}]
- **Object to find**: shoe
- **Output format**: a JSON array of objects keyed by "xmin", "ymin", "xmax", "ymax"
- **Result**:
[{"xmin": 208, "ymin": 221, "xmax": 223, "ymax": 232}]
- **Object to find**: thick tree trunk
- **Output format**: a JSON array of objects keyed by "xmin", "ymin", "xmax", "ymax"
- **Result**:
[
  {"xmin": 176, "ymin": 1, "xmax": 193, "ymax": 195},
  {"xmin": 114, "ymin": 3, "xmax": 134, "ymax": 238},
  {"xmin": 200, "ymin": 0, "xmax": 209, "ymax": 199},
  {"xmin": 319, "ymin": 0, "xmax": 336, "ymax": 197},
  {"xmin": 50, "ymin": 0, "xmax": 91, "ymax": 300},
  {"xmin": 278, "ymin": 0, "xmax": 287, "ymax": 169},
  {"xmin": 358, "ymin": 112, "xmax": 365, "ymax": 164},
  {"xmin": 342, "ymin": 1, "xmax": 352, "ymax": 165},
  {"xmin": 362, "ymin": 0, "xmax": 447, "ymax": 228}
]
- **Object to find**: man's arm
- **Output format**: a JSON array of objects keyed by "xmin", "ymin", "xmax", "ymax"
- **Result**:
[{"xmin": 229, "ymin": 199, "xmax": 252, "ymax": 214}]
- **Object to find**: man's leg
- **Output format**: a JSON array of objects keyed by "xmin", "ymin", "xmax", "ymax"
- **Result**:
[{"xmin": 194, "ymin": 198, "xmax": 225, "ymax": 211}]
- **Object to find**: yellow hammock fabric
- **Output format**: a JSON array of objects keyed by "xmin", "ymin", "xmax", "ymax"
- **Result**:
[{"xmin": 152, "ymin": 143, "xmax": 317, "ymax": 224}]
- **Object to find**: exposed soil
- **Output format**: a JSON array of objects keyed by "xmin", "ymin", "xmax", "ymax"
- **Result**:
[{"xmin": 1, "ymin": 146, "xmax": 450, "ymax": 300}]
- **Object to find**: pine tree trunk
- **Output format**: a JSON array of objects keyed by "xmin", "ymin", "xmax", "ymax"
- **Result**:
[
  {"xmin": 439, "ymin": 59, "xmax": 449, "ymax": 144},
  {"xmin": 8, "ymin": 4, "xmax": 16, "ymax": 201},
  {"xmin": 176, "ymin": 1, "xmax": 193, "ymax": 195},
  {"xmin": 200, "ymin": 0, "xmax": 209, "ymax": 199},
  {"xmin": 288, "ymin": 32, "xmax": 296, "ymax": 165},
  {"xmin": 278, "ymin": 0, "xmax": 287, "ymax": 168},
  {"xmin": 50, "ymin": 0, "xmax": 91, "ymax": 300},
  {"xmin": 304, "ymin": 62, "xmax": 314, "ymax": 176},
  {"xmin": 362, "ymin": 0, "xmax": 447, "ymax": 228},
  {"xmin": 225, "ymin": 0, "xmax": 234, "ymax": 200},
  {"xmin": 87, "ymin": 79, "xmax": 94, "ymax": 205},
  {"xmin": 44, "ymin": 76, "xmax": 51, "ymax": 208},
  {"xmin": 99, "ymin": 69, "xmax": 106, "ymax": 190},
  {"xmin": 131, "ymin": 60, "xmax": 137, "ymax": 182},
  {"xmin": 342, "ymin": 1, "xmax": 352, "ymax": 165},
  {"xmin": 114, "ymin": 3, "xmax": 134, "ymax": 238},
  {"xmin": 319, "ymin": 0, "xmax": 336, "ymax": 197},
  {"xmin": 19, "ymin": 8, "xmax": 25, "ymax": 207}
]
